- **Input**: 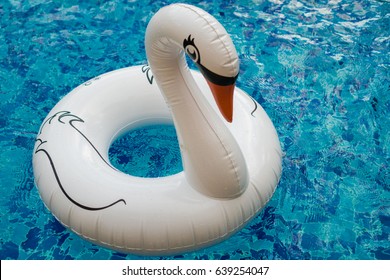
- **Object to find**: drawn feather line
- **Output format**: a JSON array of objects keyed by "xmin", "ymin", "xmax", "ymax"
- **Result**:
[{"xmin": 35, "ymin": 111, "xmax": 126, "ymax": 211}]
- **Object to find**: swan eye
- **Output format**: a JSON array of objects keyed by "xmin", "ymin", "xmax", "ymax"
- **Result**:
[
  {"xmin": 183, "ymin": 35, "xmax": 201, "ymax": 64},
  {"xmin": 185, "ymin": 45, "xmax": 199, "ymax": 63}
]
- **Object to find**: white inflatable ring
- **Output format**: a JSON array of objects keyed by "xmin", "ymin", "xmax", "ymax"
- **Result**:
[{"xmin": 33, "ymin": 4, "xmax": 282, "ymax": 255}]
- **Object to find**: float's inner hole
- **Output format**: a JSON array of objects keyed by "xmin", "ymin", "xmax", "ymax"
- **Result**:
[{"xmin": 109, "ymin": 124, "xmax": 183, "ymax": 178}]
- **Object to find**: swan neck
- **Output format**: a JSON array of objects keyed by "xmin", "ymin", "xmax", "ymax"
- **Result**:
[{"xmin": 145, "ymin": 4, "xmax": 249, "ymax": 199}]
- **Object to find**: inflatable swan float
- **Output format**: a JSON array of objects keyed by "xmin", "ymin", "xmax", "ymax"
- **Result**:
[{"xmin": 33, "ymin": 4, "xmax": 282, "ymax": 255}]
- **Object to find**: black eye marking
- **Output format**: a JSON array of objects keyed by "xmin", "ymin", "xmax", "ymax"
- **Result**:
[
  {"xmin": 183, "ymin": 35, "xmax": 201, "ymax": 64},
  {"xmin": 183, "ymin": 34, "xmax": 238, "ymax": 86}
]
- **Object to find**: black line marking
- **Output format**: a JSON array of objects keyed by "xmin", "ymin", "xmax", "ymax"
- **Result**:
[
  {"xmin": 250, "ymin": 97, "xmax": 258, "ymax": 117},
  {"xmin": 39, "ymin": 111, "xmax": 81, "ymax": 135},
  {"xmin": 35, "ymin": 111, "xmax": 126, "ymax": 211},
  {"xmin": 35, "ymin": 138, "xmax": 47, "ymax": 150},
  {"xmin": 198, "ymin": 64, "xmax": 238, "ymax": 86},
  {"xmin": 35, "ymin": 146, "xmax": 126, "ymax": 211},
  {"xmin": 68, "ymin": 119, "xmax": 116, "ymax": 171},
  {"xmin": 141, "ymin": 64, "xmax": 154, "ymax": 84}
]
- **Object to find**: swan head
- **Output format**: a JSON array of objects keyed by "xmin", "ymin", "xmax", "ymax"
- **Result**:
[
  {"xmin": 183, "ymin": 33, "xmax": 239, "ymax": 122},
  {"xmin": 146, "ymin": 4, "xmax": 240, "ymax": 123}
]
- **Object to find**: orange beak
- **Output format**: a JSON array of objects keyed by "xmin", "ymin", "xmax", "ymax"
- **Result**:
[{"xmin": 207, "ymin": 81, "xmax": 235, "ymax": 123}]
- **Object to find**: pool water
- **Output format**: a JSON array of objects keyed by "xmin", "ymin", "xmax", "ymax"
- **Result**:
[{"xmin": 0, "ymin": 0, "xmax": 389, "ymax": 260}]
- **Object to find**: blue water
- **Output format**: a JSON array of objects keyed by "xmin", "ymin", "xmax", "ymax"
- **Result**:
[{"xmin": 0, "ymin": 0, "xmax": 389, "ymax": 260}]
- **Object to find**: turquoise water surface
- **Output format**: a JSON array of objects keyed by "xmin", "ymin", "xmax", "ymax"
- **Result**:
[{"xmin": 0, "ymin": 0, "xmax": 389, "ymax": 260}]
